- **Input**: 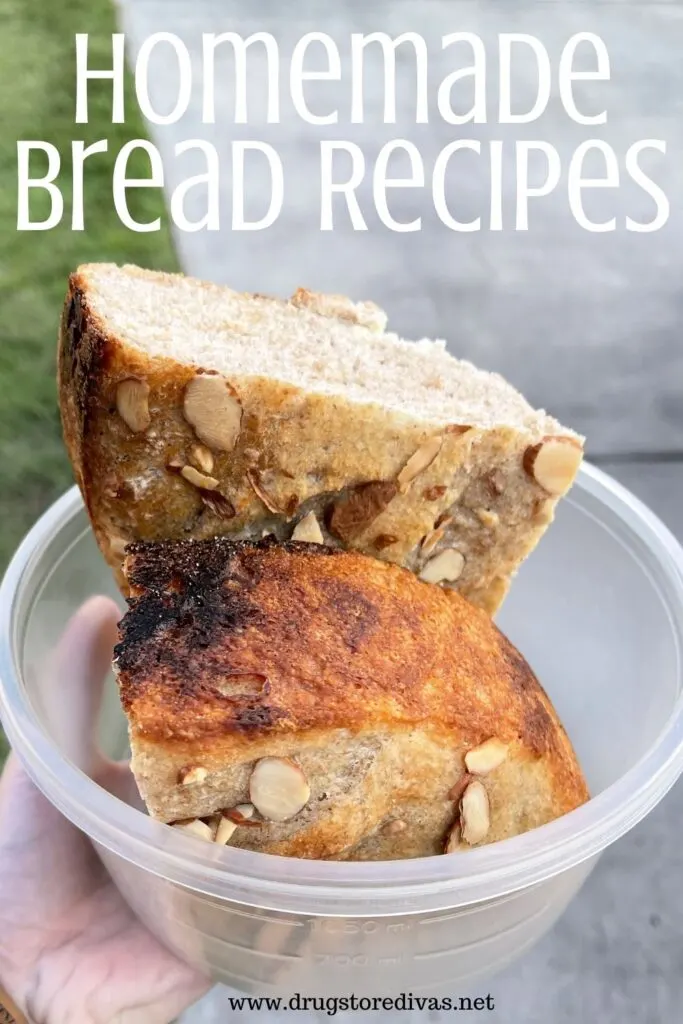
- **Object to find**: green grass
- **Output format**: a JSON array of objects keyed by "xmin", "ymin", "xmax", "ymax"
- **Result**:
[{"xmin": 0, "ymin": 0, "xmax": 178, "ymax": 763}]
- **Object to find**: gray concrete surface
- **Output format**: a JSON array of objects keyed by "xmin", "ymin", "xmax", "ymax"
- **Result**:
[{"xmin": 114, "ymin": 2, "xmax": 683, "ymax": 1021}]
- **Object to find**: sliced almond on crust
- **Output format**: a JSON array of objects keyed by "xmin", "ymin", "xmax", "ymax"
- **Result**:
[
  {"xmin": 246, "ymin": 469, "xmax": 285, "ymax": 515},
  {"xmin": 327, "ymin": 481, "xmax": 397, "ymax": 543},
  {"xmin": 190, "ymin": 444, "xmax": 215, "ymax": 475},
  {"xmin": 464, "ymin": 738, "xmax": 508, "ymax": 776},
  {"xmin": 291, "ymin": 511, "xmax": 325, "ymax": 544},
  {"xmin": 183, "ymin": 374, "xmax": 243, "ymax": 452},
  {"xmin": 397, "ymin": 436, "xmax": 443, "ymax": 493},
  {"xmin": 172, "ymin": 819, "xmax": 214, "ymax": 843},
  {"xmin": 523, "ymin": 437, "xmax": 582, "ymax": 496},
  {"xmin": 216, "ymin": 672, "xmax": 269, "ymax": 699},
  {"xmin": 180, "ymin": 465, "xmax": 220, "ymax": 490},
  {"xmin": 116, "ymin": 378, "xmax": 151, "ymax": 433},
  {"xmin": 460, "ymin": 780, "xmax": 490, "ymax": 845},
  {"xmin": 177, "ymin": 765, "xmax": 208, "ymax": 786},
  {"xmin": 419, "ymin": 548, "xmax": 465, "ymax": 584},
  {"xmin": 249, "ymin": 757, "xmax": 311, "ymax": 822}
]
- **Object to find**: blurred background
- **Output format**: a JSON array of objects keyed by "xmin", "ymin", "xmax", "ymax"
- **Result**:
[{"xmin": 1, "ymin": 1, "xmax": 682, "ymax": 1022}]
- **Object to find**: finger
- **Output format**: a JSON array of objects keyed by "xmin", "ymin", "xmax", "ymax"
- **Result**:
[
  {"xmin": 0, "ymin": 751, "xmax": 49, "ymax": 833},
  {"xmin": 37, "ymin": 596, "xmax": 121, "ymax": 777},
  {"xmin": 32, "ymin": 596, "xmax": 146, "ymax": 812},
  {"xmin": 95, "ymin": 759, "xmax": 147, "ymax": 811}
]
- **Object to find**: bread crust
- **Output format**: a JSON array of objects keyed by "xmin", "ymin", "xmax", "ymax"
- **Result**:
[
  {"xmin": 58, "ymin": 265, "xmax": 583, "ymax": 613},
  {"xmin": 115, "ymin": 539, "xmax": 589, "ymax": 860}
]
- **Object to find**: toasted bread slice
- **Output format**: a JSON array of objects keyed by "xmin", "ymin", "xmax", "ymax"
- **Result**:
[
  {"xmin": 114, "ymin": 538, "xmax": 588, "ymax": 861},
  {"xmin": 59, "ymin": 263, "xmax": 583, "ymax": 615}
]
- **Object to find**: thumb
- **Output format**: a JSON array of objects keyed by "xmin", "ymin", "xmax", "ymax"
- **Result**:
[
  {"xmin": 0, "ymin": 594, "xmax": 123, "ymax": 841},
  {"xmin": 36, "ymin": 595, "xmax": 121, "ymax": 779}
]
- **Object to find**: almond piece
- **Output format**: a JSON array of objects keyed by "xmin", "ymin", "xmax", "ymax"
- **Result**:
[
  {"xmin": 460, "ymin": 781, "xmax": 490, "ymax": 845},
  {"xmin": 199, "ymin": 490, "xmax": 236, "ymax": 519},
  {"xmin": 382, "ymin": 818, "xmax": 407, "ymax": 835},
  {"xmin": 172, "ymin": 819, "xmax": 214, "ymax": 843},
  {"xmin": 420, "ymin": 517, "xmax": 453, "ymax": 557},
  {"xmin": 485, "ymin": 470, "xmax": 506, "ymax": 496},
  {"xmin": 373, "ymin": 533, "xmax": 398, "ymax": 551},
  {"xmin": 444, "ymin": 821, "xmax": 462, "ymax": 854},
  {"xmin": 291, "ymin": 511, "xmax": 325, "ymax": 544},
  {"xmin": 205, "ymin": 814, "xmax": 222, "ymax": 839},
  {"xmin": 116, "ymin": 378, "xmax": 150, "ymax": 433},
  {"xmin": 327, "ymin": 481, "xmax": 397, "ymax": 543},
  {"xmin": 214, "ymin": 817, "xmax": 238, "ymax": 845},
  {"xmin": 464, "ymin": 738, "xmax": 508, "ymax": 776},
  {"xmin": 230, "ymin": 803, "xmax": 256, "ymax": 821},
  {"xmin": 190, "ymin": 444, "xmax": 215, "ymax": 475},
  {"xmin": 177, "ymin": 765, "xmax": 208, "ymax": 786},
  {"xmin": 183, "ymin": 374, "xmax": 243, "ymax": 452},
  {"xmin": 423, "ymin": 485, "xmax": 447, "ymax": 501},
  {"xmin": 216, "ymin": 672, "xmax": 269, "ymax": 699},
  {"xmin": 223, "ymin": 804, "xmax": 260, "ymax": 826},
  {"xmin": 215, "ymin": 803, "xmax": 257, "ymax": 844},
  {"xmin": 246, "ymin": 469, "xmax": 285, "ymax": 515},
  {"xmin": 447, "ymin": 773, "xmax": 473, "ymax": 803},
  {"xmin": 180, "ymin": 465, "xmax": 219, "ymax": 490},
  {"xmin": 419, "ymin": 548, "xmax": 465, "ymax": 584},
  {"xmin": 523, "ymin": 437, "xmax": 582, "ymax": 496},
  {"xmin": 477, "ymin": 508, "xmax": 500, "ymax": 529},
  {"xmin": 249, "ymin": 757, "xmax": 310, "ymax": 822},
  {"xmin": 397, "ymin": 436, "xmax": 443, "ymax": 493}
]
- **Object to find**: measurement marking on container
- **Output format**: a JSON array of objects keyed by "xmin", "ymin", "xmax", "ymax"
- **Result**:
[
  {"xmin": 313, "ymin": 954, "xmax": 369, "ymax": 966},
  {"xmin": 306, "ymin": 920, "xmax": 385, "ymax": 935},
  {"xmin": 386, "ymin": 922, "xmax": 411, "ymax": 934}
]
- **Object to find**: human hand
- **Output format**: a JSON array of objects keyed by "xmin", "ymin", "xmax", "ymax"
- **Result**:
[{"xmin": 0, "ymin": 597, "xmax": 210, "ymax": 1024}]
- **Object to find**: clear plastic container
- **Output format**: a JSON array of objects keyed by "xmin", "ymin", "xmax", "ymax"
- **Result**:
[{"xmin": 1, "ymin": 464, "xmax": 683, "ymax": 996}]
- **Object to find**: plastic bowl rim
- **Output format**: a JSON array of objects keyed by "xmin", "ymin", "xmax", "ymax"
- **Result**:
[{"xmin": 1, "ymin": 463, "xmax": 683, "ymax": 915}]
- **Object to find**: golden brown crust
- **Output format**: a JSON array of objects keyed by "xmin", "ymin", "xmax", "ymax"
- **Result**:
[
  {"xmin": 57, "ymin": 266, "xmax": 583, "ymax": 614},
  {"xmin": 115, "ymin": 540, "xmax": 588, "ymax": 858},
  {"xmin": 118, "ymin": 539, "xmax": 552, "ymax": 746}
]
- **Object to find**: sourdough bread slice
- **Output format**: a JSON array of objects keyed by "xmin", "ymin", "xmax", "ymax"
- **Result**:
[
  {"xmin": 114, "ymin": 538, "xmax": 589, "ymax": 860},
  {"xmin": 59, "ymin": 263, "xmax": 584, "ymax": 613}
]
